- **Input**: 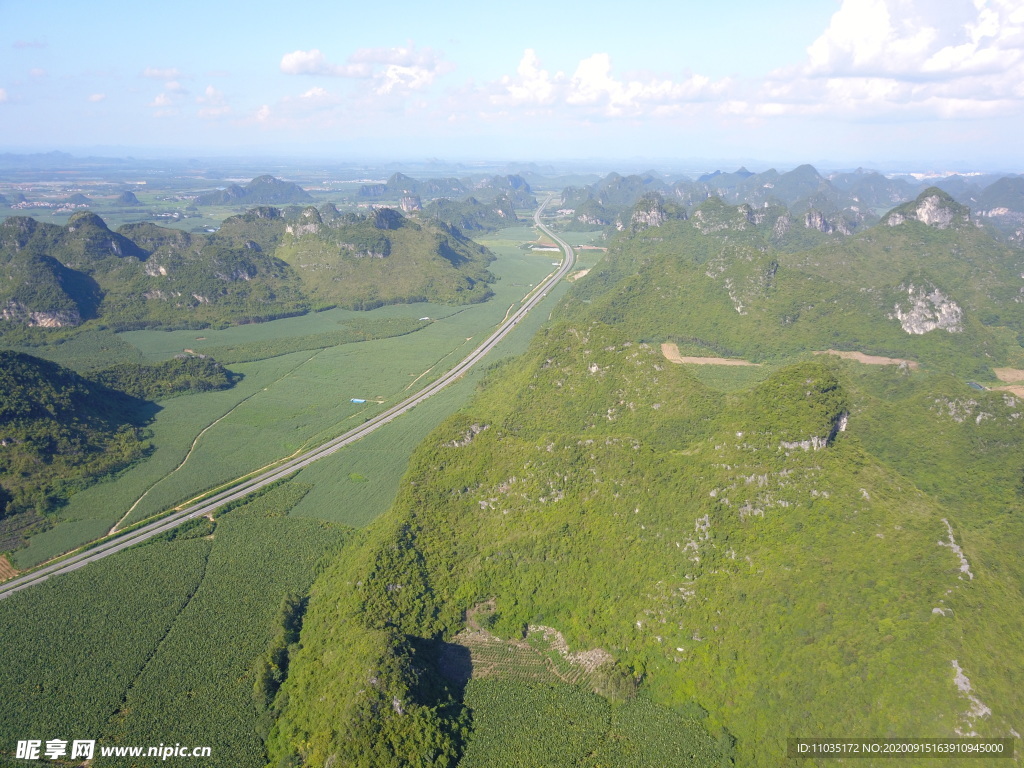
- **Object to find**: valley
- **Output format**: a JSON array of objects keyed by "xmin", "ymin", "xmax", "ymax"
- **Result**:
[{"xmin": 1, "ymin": 157, "xmax": 1022, "ymax": 767}]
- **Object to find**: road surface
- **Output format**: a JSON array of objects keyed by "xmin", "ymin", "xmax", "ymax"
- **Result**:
[{"xmin": 0, "ymin": 199, "xmax": 575, "ymax": 600}]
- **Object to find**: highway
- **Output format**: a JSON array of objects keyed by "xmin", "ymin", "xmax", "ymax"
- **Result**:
[{"xmin": 0, "ymin": 199, "xmax": 575, "ymax": 600}]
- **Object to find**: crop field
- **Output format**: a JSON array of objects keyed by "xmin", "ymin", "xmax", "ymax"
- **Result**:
[
  {"xmin": 458, "ymin": 681, "xmax": 723, "ymax": 768},
  {"xmin": 12, "ymin": 224, "xmax": 593, "ymax": 565},
  {"xmin": 441, "ymin": 622, "xmax": 611, "ymax": 690},
  {"xmin": 0, "ymin": 538, "xmax": 213, "ymax": 750},
  {"xmin": 0, "ymin": 482, "xmax": 346, "ymax": 768}
]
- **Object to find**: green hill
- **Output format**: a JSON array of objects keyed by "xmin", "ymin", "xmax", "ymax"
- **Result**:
[
  {"xmin": 275, "ymin": 207, "xmax": 495, "ymax": 310},
  {"xmin": 195, "ymin": 175, "xmax": 313, "ymax": 206},
  {"xmin": 0, "ymin": 206, "xmax": 497, "ymax": 335},
  {"xmin": 563, "ymin": 189, "xmax": 1024, "ymax": 376},
  {"xmin": 418, "ymin": 195, "xmax": 519, "ymax": 232},
  {"xmin": 0, "ymin": 351, "xmax": 152, "ymax": 548},
  {"xmin": 267, "ymin": 188, "xmax": 1024, "ymax": 767}
]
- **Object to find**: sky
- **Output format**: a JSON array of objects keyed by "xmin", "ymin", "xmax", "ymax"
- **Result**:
[{"xmin": 1, "ymin": 0, "xmax": 1022, "ymax": 169}]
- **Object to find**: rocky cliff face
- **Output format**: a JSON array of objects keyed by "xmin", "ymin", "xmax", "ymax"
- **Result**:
[
  {"xmin": 1, "ymin": 301, "xmax": 81, "ymax": 327},
  {"xmin": 884, "ymin": 189, "xmax": 970, "ymax": 229},
  {"xmin": 630, "ymin": 196, "xmax": 667, "ymax": 231},
  {"xmin": 285, "ymin": 207, "xmax": 323, "ymax": 237},
  {"xmin": 890, "ymin": 284, "xmax": 964, "ymax": 334}
]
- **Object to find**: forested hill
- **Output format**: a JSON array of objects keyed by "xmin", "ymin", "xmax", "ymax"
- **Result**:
[
  {"xmin": 559, "ymin": 166, "xmax": 1024, "ymax": 244},
  {"xmin": 0, "ymin": 205, "xmax": 496, "ymax": 337},
  {"xmin": 267, "ymin": 191, "xmax": 1024, "ymax": 766},
  {"xmin": 0, "ymin": 350, "xmax": 238, "ymax": 550}
]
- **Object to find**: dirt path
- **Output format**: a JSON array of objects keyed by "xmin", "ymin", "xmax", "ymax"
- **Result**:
[
  {"xmin": 0, "ymin": 555, "xmax": 17, "ymax": 582},
  {"xmin": 814, "ymin": 350, "xmax": 919, "ymax": 369},
  {"xmin": 994, "ymin": 368, "xmax": 1024, "ymax": 383},
  {"xmin": 661, "ymin": 343, "xmax": 760, "ymax": 366}
]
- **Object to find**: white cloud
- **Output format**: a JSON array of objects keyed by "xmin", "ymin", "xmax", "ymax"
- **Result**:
[
  {"xmin": 165, "ymin": 80, "xmax": 187, "ymax": 94},
  {"xmin": 150, "ymin": 93, "xmax": 173, "ymax": 108},
  {"xmin": 143, "ymin": 67, "xmax": 182, "ymax": 80},
  {"xmin": 29, "ymin": 68, "xmax": 46, "ymax": 78},
  {"xmin": 88, "ymin": 93, "xmax": 106, "ymax": 102},
  {"xmin": 0, "ymin": 88, "xmax": 7, "ymax": 103},
  {"xmin": 197, "ymin": 85, "xmax": 230, "ymax": 118},
  {"xmin": 280, "ymin": 49, "xmax": 370, "ymax": 77},
  {"xmin": 300, "ymin": 86, "xmax": 331, "ymax": 99},
  {"xmin": 280, "ymin": 44, "xmax": 452, "ymax": 95},
  {"xmin": 483, "ymin": 50, "xmax": 730, "ymax": 118},
  {"xmin": 751, "ymin": 0, "xmax": 1024, "ymax": 119},
  {"xmin": 256, "ymin": 104, "xmax": 271, "ymax": 122},
  {"xmin": 491, "ymin": 49, "xmax": 562, "ymax": 106}
]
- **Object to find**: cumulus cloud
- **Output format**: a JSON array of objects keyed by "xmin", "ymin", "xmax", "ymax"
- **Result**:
[
  {"xmin": 748, "ymin": 0, "xmax": 1024, "ymax": 119},
  {"xmin": 256, "ymin": 104, "xmax": 271, "ymax": 122},
  {"xmin": 491, "ymin": 49, "xmax": 562, "ymax": 106},
  {"xmin": 299, "ymin": 86, "xmax": 332, "ymax": 100},
  {"xmin": 88, "ymin": 93, "xmax": 106, "ymax": 102},
  {"xmin": 280, "ymin": 49, "xmax": 369, "ymax": 77},
  {"xmin": 280, "ymin": 44, "xmax": 453, "ymax": 95},
  {"xmin": 0, "ymin": 88, "xmax": 7, "ymax": 103},
  {"xmin": 197, "ymin": 85, "xmax": 230, "ymax": 118},
  {"xmin": 484, "ymin": 49, "xmax": 730, "ymax": 118}
]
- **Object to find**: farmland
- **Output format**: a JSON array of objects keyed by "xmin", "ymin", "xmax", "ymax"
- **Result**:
[
  {"xmin": 0, "ymin": 482, "xmax": 348, "ymax": 768},
  {"xmin": 458, "ymin": 681, "xmax": 725, "ymax": 768}
]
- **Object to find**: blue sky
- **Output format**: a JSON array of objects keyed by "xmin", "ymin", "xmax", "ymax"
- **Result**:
[{"xmin": 1, "ymin": 0, "xmax": 1022, "ymax": 168}]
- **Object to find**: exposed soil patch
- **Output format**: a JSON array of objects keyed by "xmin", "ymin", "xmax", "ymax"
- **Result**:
[
  {"xmin": 0, "ymin": 555, "xmax": 17, "ymax": 582},
  {"xmin": 439, "ymin": 601, "xmax": 612, "ymax": 689},
  {"xmin": 994, "ymin": 368, "xmax": 1024, "ymax": 383},
  {"xmin": 814, "ymin": 350, "xmax": 919, "ymax": 369},
  {"xmin": 995, "ymin": 385, "xmax": 1024, "ymax": 397},
  {"xmin": 567, "ymin": 269, "xmax": 590, "ymax": 282},
  {"xmin": 661, "ymin": 343, "xmax": 759, "ymax": 366}
]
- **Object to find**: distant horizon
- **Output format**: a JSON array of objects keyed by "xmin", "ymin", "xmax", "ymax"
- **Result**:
[{"xmin": 0, "ymin": 146, "xmax": 1020, "ymax": 179}]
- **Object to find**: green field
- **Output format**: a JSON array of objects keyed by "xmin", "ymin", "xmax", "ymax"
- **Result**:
[
  {"xmin": 11, "ymin": 223, "xmax": 594, "ymax": 567},
  {"xmin": 459, "ymin": 681, "xmax": 725, "ymax": 768},
  {"xmin": 0, "ymin": 482, "xmax": 347, "ymax": 768}
]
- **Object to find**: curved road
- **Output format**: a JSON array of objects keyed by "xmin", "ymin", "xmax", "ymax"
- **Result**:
[{"xmin": 0, "ymin": 199, "xmax": 575, "ymax": 600}]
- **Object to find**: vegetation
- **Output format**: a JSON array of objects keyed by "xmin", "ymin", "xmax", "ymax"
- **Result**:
[
  {"xmin": 0, "ymin": 481, "xmax": 349, "ymax": 768},
  {"xmin": 268, "ymin": 194, "xmax": 1024, "ymax": 766},
  {"xmin": 194, "ymin": 174, "xmax": 313, "ymax": 206},
  {"xmin": 0, "ymin": 205, "xmax": 497, "ymax": 340},
  {"xmin": 276, "ymin": 209, "xmax": 495, "ymax": 310},
  {"xmin": 0, "ymin": 351, "xmax": 152, "ymax": 548},
  {"xmin": 89, "ymin": 356, "xmax": 239, "ymax": 400},
  {"xmin": 418, "ymin": 195, "xmax": 519, "ymax": 232},
  {"xmin": 560, "ymin": 190, "xmax": 1024, "ymax": 376},
  {"xmin": 459, "ymin": 681, "xmax": 725, "ymax": 767}
]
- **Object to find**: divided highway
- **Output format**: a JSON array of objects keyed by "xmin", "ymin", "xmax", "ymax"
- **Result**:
[{"xmin": 0, "ymin": 199, "xmax": 575, "ymax": 599}]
